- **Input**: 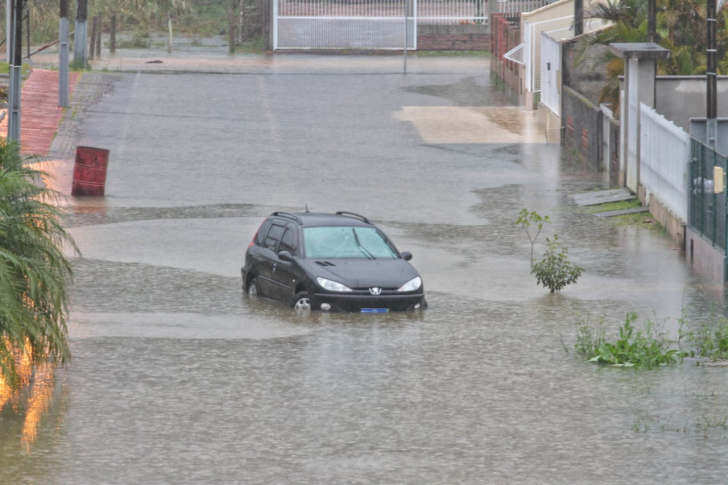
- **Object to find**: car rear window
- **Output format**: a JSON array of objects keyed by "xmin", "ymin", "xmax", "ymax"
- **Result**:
[
  {"xmin": 303, "ymin": 226, "xmax": 398, "ymax": 259},
  {"xmin": 255, "ymin": 220, "xmax": 272, "ymax": 246}
]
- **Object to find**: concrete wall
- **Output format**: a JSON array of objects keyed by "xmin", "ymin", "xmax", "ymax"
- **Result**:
[
  {"xmin": 686, "ymin": 227, "xmax": 726, "ymax": 283},
  {"xmin": 655, "ymin": 76, "xmax": 728, "ymax": 132},
  {"xmin": 418, "ymin": 24, "xmax": 490, "ymax": 50},
  {"xmin": 521, "ymin": 0, "xmax": 575, "ymax": 23}
]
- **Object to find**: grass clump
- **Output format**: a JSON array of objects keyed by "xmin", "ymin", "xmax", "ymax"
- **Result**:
[
  {"xmin": 116, "ymin": 31, "xmax": 152, "ymax": 49},
  {"xmin": 0, "ymin": 62, "xmax": 32, "ymax": 77},
  {"xmin": 234, "ymin": 35, "xmax": 268, "ymax": 54},
  {"xmin": 686, "ymin": 316, "xmax": 728, "ymax": 361},
  {"xmin": 576, "ymin": 312, "xmax": 686, "ymax": 368},
  {"xmin": 587, "ymin": 198, "xmax": 642, "ymax": 214}
]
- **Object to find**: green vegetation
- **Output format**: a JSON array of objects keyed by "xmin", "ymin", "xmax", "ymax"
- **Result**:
[
  {"xmin": 611, "ymin": 212, "xmax": 664, "ymax": 231},
  {"xmin": 0, "ymin": 141, "xmax": 77, "ymax": 390},
  {"xmin": 24, "ymin": 1, "xmax": 227, "ymax": 45},
  {"xmin": 116, "ymin": 31, "xmax": 153, "ymax": 49},
  {"xmin": 0, "ymin": 62, "xmax": 32, "ymax": 77},
  {"xmin": 515, "ymin": 209, "xmax": 551, "ymax": 267},
  {"xmin": 587, "ymin": 198, "xmax": 642, "ymax": 213},
  {"xmin": 576, "ymin": 312, "xmax": 687, "ymax": 368},
  {"xmin": 234, "ymin": 34, "xmax": 268, "ymax": 54},
  {"xmin": 580, "ymin": 0, "xmax": 728, "ymax": 112},
  {"xmin": 532, "ymin": 235, "xmax": 583, "ymax": 293},
  {"xmin": 584, "ymin": 199, "xmax": 665, "ymax": 231},
  {"xmin": 687, "ymin": 316, "xmax": 728, "ymax": 361}
]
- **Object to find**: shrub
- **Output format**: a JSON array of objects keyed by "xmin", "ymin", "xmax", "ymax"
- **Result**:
[{"xmin": 531, "ymin": 235, "xmax": 583, "ymax": 293}]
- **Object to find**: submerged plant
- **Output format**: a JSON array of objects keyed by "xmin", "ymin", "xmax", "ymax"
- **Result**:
[
  {"xmin": 575, "ymin": 314, "xmax": 606, "ymax": 359},
  {"xmin": 688, "ymin": 317, "xmax": 728, "ymax": 361},
  {"xmin": 532, "ymin": 235, "xmax": 583, "ymax": 293},
  {"xmin": 586, "ymin": 313, "xmax": 687, "ymax": 368}
]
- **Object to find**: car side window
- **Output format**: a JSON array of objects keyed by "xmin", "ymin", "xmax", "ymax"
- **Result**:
[
  {"xmin": 255, "ymin": 220, "xmax": 272, "ymax": 246},
  {"xmin": 279, "ymin": 228, "xmax": 297, "ymax": 254},
  {"xmin": 264, "ymin": 224, "xmax": 286, "ymax": 251}
]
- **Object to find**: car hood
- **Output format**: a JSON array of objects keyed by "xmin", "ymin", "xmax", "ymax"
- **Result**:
[{"xmin": 304, "ymin": 258, "xmax": 421, "ymax": 289}]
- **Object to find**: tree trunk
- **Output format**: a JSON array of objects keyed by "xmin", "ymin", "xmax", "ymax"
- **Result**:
[{"xmin": 228, "ymin": 1, "xmax": 237, "ymax": 54}]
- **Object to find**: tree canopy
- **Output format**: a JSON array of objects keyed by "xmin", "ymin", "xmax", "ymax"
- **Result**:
[{"xmin": 578, "ymin": 0, "xmax": 728, "ymax": 111}]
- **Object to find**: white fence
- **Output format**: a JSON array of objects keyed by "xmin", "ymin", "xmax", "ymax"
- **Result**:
[
  {"xmin": 498, "ymin": 0, "xmax": 550, "ymax": 16},
  {"xmin": 539, "ymin": 30, "xmax": 562, "ymax": 115},
  {"xmin": 275, "ymin": 0, "xmax": 488, "ymax": 49},
  {"xmin": 640, "ymin": 103, "xmax": 690, "ymax": 222}
]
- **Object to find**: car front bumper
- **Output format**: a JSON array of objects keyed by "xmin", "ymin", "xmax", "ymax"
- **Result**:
[{"xmin": 311, "ymin": 292, "xmax": 425, "ymax": 312}]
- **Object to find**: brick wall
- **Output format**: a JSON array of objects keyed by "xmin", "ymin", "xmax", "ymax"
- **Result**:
[
  {"xmin": 490, "ymin": 13, "xmax": 521, "ymax": 96},
  {"xmin": 562, "ymin": 85, "xmax": 603, "ymax": 170},
  {"xmin": 417, "ymin": 24, "xmax": 490, "ymax": 51},
  {"xmin": 417, "ymin": 34, "xmax": 490, "ymax": 50}
]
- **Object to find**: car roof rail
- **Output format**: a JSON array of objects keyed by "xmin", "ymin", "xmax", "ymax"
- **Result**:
[
  {"xmin": 335, "ymin": 211, "xmax": 370, "ymax": 224},
  {"xmin": 272, "ymin": 211, "xmax": 303, "ymax": 224}
]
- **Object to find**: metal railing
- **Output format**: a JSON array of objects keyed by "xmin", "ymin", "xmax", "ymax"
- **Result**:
[
  {"xmin": 498, "ymin": 0, "xmax": 550, "ymax": 16},
  {"xmin": 689, "ymin": 138, "xmax": 727, "ymax": 252}
]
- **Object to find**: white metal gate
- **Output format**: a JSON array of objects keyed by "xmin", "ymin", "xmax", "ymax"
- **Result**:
[
  {"xmin": 540, "ymin": 30, "xmax": 563, "ymax": 116},
  {"xmin": 274, "ymin": 0, "xmax": 487, "ymax": 50}
]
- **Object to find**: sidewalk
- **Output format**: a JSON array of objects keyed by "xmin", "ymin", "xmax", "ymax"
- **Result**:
[{"xmin": 0, "ymin": 69, "xmax": 80, "ymax": 157}]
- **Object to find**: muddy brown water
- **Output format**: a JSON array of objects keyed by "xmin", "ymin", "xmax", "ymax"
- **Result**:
[{"xmin": 2, "ymin": 54, "xmax": 728, "ymax": 484}]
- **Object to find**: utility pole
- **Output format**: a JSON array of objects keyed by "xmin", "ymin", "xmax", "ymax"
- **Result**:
[
  {"xmin": 648, "ymin": 0, "xmax": 656, "ymax": 43},
  {"xmin": 5, "ymin": 0, "xmax": 10, "ymax": 62},
  {"xmin": 707, "ymin": 0, "xmax": 717, "ymax": 149},
  {"xmin": 574, "ymin": 0, "xmax": 583, "ymax": 36},
  {"xmin": 74, "ymin": 0, "xmax": 88, "ymax": 67},
  {"xmin": 59, "ymin": 0, "xmax": 70, "ymax": 107},
  {"xmin": 403, "ymin": 0, "xmax": 408, "ymax": 74},
  {"xmin": 7, "ymin": 0, "xmax": 23, "ymax": 141}
]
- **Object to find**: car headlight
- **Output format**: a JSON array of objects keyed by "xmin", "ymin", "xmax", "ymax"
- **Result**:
[
  {"xmin": 317, "ymin": 277, "xmax": 353, "ymax": 292},
  {"xmin": 397, "ymin": 276, "xmax": 422, "ymax": 292}
]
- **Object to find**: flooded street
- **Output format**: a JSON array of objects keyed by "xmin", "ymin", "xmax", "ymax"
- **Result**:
[{"xmin": 3, "ymin": 54, "xmax": 728, "ymax": 483}]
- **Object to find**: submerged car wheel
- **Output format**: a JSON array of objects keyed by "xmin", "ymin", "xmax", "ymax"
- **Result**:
[
  {"xmin": 293, "ymin": 291, "xmax": 311, "ymax": 311},
  {"xmin": 248, "ymin": 277, "xmax": 259, "ymax": 297}
]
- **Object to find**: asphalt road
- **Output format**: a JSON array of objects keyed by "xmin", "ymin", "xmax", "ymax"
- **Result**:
[{"xmin": 2, "ymin": 51, "xmax": 728, "ymax": 483}]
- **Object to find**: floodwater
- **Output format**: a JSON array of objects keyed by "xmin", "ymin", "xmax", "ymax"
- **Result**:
[{"xmin": 2, "ymin": 52, "xmax": 728, "ymax": 483}]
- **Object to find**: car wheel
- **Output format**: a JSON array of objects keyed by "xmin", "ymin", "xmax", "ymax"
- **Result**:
[
  {"xmin": 248, "ymin": 277, "xmax": 260, "ymax": 297},
  {"xmin": 293, "ymin": 291, "xmax": 311, "ymax": 311}
]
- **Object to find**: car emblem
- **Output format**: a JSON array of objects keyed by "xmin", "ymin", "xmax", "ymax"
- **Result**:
[{"xmin": 369, "ymin": 287, "xmax": 382, "ymax": 295}]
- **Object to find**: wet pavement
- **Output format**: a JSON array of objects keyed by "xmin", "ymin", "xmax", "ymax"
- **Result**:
[{"xmin": 2, "ymin": 45, "xmax": 728, "ymax": 483}]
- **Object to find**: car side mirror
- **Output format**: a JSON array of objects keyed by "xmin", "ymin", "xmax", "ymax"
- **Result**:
[
  {"xmin": 401, "ymin": 251, "xmax": 413, "ymax": 261},
  {"xmin": 278, "ymin": 250, "xmax": 294, "ymax": 262}
]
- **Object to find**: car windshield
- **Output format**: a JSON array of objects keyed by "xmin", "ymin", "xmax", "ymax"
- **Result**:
[{"xmin": 303, "ymin": 226, "xmax": 399, "ymax": 259}]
